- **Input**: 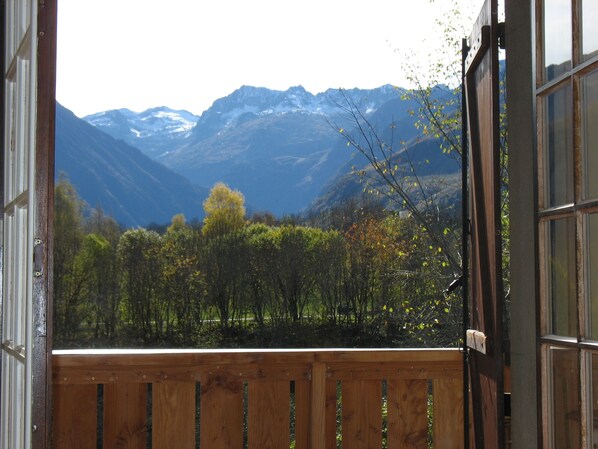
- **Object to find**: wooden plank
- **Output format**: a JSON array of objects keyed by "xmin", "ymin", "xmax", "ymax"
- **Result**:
[
  {"xmin": 52, "ymin": 365, "xmax": 309, "ymax": 384},
  {"xmin": 310, "ymin": 362, "xmax": 326, "ymax": 449},
  {"xmin": 152, "ymin": 382, "xmax": 195, "ymax": 449},
  {"xmin": 326, "ymin": 365, "xmax": 462, "ymax": 381},
  {"xmin": 314, "ymin": 349, "xmax": 463, "ymax": 365},
  {"xmin": 325, "ymin": 379, "xmax": 338, "ymax": 449},
  {"xmin": 433, "ymin": 378, "xmax": 464, "ymax": 449},
  {"xmin": 387, "ymin": 379, "xmax": 428, "ymax": 449},
  {"xmin": 294, "ymin": 380, "xmax": 310, "ymax": 449},
  {"xmin": 103, "ymin": 383, "xmax": 147, "ymax": 449},
  {"xmin": 52, "ymin": 384, "xmax": 97, "ymax": 449},
  {"xmin": 52, "ymin": 348, "xmax": 461, "ymax": 370},
  {"xmin": 247, "ymin": 380, "xmax": 290, "ymax": 449},
  {"xmin": 342, "ymin": 380, "xmax": 382, "ymax": 449},
  {"xmin": 52, "ymin": 363, "xmax": 463, "ymax": 385},
  {"xmin": 200, "ymin": 374, "xmax": 243, "ymax": 449}
]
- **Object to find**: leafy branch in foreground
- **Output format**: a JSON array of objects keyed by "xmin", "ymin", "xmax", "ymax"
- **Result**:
[{"xmin": 328, "ymin": 89, "xmax": 461, "ymax": 273}]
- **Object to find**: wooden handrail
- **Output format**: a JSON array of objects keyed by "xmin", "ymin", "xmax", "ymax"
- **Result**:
[{"xmin": 52, "ymin": 348, "xmax": 463, "ymax": 449}]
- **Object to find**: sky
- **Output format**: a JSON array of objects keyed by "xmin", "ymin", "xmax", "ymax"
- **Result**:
[{"xmin": 56, "ymin": 0, "xmax": 484, "ymax": 118}]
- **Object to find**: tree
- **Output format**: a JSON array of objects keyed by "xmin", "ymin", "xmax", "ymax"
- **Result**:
[
  {"xmin": 202, "ymin": 182, "xmax": 246, "ymax": 238},
  {"xmin": 76, "ymin": 233, "xmax": 120, "ymax": 342},
  {"xmin": 161, "ymin": 217, "xmax": 205, "ymax": 342},
  {"xmin": 117, "ymin": 229, "xmax": 163, "ymax": 342},
  {"xmin": 167, "ymin": 213, "xmax": 187, "ymax": 233},
  {"xmin": 244, "ymin": 223, "xmax": 275, "ymax": 327},
  {"xmin": 85, "ymin": 207, "xmax": 122, "ymax": 247},
  {"xmin": 270, "ymin": 225, "xmax": 319, "ymax": 323},
  {"xmin": 201, "ymin": 230, "xmax": 250, "ymax": 329},
  {"xmin": 330, "ymin": 92, "xmax": 461, "ymax": 272},
  {"xmin": 53, "ymin": 175, "xmax": 87, "ymax": 344},
  {"xmin": 328, "ymin": 0, "xmax": 507, "ymax": 347},
  {"xmin": 311, "ymin": 229, "xmax": 346, "ymax": 325},
  {"xmin": 83, "ymin": 208, "xmax": 122, "ymax": 341}
]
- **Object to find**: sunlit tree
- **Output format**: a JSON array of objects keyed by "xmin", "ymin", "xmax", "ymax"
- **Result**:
[{"xmin": 202, "ymin": 182, "xmax": 246, "ymax": 238}]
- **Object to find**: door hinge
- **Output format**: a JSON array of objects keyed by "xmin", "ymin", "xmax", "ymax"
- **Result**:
[{"xmin": 2, "ymin": 340, "xmax": 26, "ymax": 362}]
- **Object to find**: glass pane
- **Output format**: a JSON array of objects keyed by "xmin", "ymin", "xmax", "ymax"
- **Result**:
[
  {"xmin": 544, "ymin": 0, "xmax": 572, "ymax": 82},
  {"xmin": 550, "ymin": 348, "xmax": 580, "ymax": 449},
  {"xmin": 582, "ymin": 69, "xmax": 598, "ymax": 200},
  {"xmin": 582, "ymin": 0, "xmax": 598, "ymax": 61},
  {"xmin": 543, "ymin": 85, "xmax": 574, "ymax": 208},
  {"xmin": 592, "ymin": 354, "xmax": 598, "ymax": 448},
  {"xmin": 589, "ymin": 215, "xmax": 598, "ymax": 339},
  {"xmin": 547, "ymin": 217, "xmax": 577, "ymax": 336}
]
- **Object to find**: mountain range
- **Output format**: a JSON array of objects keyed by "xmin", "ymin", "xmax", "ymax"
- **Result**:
[
  {"xmin": 55, "ymin": 104, "xmax": 208, "ymax": 227},
  {"xmin": 56, "ymin": 84, "xmax": 461, "ymax": 227}
]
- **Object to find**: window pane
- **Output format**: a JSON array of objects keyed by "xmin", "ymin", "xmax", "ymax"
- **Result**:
[
  {"xmin": 582, "ymin": 69, "xmax": 598, "ymax": 200},
  {"xmin": 547, "ymin": 217, "xmax": 577, "ymax": 336},
  {"xmin": 592, "ymin": 354, "xmax": 598, "ymax": 448},
  {"xmin": 550, "ymin": 348, "xmax": 580, "ymax": 449},
  {"xmin": 543, "ymin": 85, "xmax": 574, "ymax": 208},
  {"xmin": 544, "ymin": 0, "xmax": 572, "ymax": 81},
  {"xmin": 582, "ymin": 0, "xmax": 598, "ymax": 61},
  {"xmin": 588, "ymin": 215, "xmax": 598, "ymax": 339}
]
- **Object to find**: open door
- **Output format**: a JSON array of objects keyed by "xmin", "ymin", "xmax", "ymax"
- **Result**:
[
  {"xmin": 463, "ymin": 0, "xmax": 504, "ymax": 448},
  {"xmin": 1, "ymin": 1, "xmax": 56, "ymax": 448}
]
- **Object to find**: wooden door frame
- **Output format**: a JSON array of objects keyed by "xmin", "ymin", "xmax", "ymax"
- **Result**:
[
  {"xmin": 0, "ymin": 1, "xmax": 57, "ymax": 448},
  {"xmin": 504, "ymin": 0, "xmax": 541, "ymax": 448},
  {"xmin": 32, "ymin": 1, "xmax": 57, "ymax": 448}
]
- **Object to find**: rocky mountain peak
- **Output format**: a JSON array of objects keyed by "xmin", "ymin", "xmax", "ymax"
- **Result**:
[{"xmin": 84, "ymin": 106, "xmax": 199, "ymax": 159}]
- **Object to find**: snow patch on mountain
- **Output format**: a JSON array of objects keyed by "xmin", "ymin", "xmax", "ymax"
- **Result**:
[
  {"xmin": 186, "ymin": 84, "xmax": 401, "ymax": 145},
  {"xmin": 85, "ymin": 106, "xmax": 199, "ymax": 139},
  {"xmin": 83, "ymin": 106, "xmax": 200, "ymax": 159}
]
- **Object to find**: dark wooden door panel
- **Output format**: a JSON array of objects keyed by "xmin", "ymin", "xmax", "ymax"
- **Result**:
[{"xmin": 464, "ymin": 0, "xmax": 504, "ymax": 448}]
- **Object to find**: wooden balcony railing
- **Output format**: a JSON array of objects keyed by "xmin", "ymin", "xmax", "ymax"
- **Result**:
[{"xmin": 52, "ymin": 348, "xmax": 463, "ymax": 449}]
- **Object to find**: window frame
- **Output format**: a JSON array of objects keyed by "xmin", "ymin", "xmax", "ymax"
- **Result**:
[{"xmin": 536, "ymin": 0, "xmax": 598, "ymax": 447}]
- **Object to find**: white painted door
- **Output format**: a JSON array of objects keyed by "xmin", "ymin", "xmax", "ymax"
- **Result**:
[{"xmin": 1, "ymin": 1, "xmax": 56, "ymax": 448}]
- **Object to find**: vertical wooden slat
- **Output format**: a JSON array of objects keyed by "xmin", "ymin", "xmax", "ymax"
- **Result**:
[
  {"xmin": 152, "ymin": 382, "xmax": 195, "ymax": 449},
  {"xmin": 325, "ymin": 379, "xmax": 337, "ymax": 449},
  {"xmin": 200, "ymin": 374, "xmax": 243, "ymax": 449},
  {"xmin": 294, "ymin": 380, "xmax": 310, "ymax": 449},
  {"xmin": 342, "ymin": 380, "xmax": 382, "ymax": 449},
  {"xmin": 247, "ymin": 380, "xmax": 289, "ymax": 449},
  {"xmin": 52, "ymin": 384, "xmax": 97, "ymax": 449},
  {"xmin": 310, "ymin": 362, "xmax": 326, "ymax": 449},
  {"xmin": 103, "ymin": 383, "xmax": 147, "ymax": 449},
  {"xmin": 433, "ymin": 378, "xmax": 464, "ymax": 449},
  {"xmin": 387, "ymin": 379, "xmax": 428, "ymax": 449}
]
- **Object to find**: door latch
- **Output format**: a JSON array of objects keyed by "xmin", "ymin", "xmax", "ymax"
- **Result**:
[{"xmin": 33, "ymin": 239, "xmax": 43, "ymax": 277}]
